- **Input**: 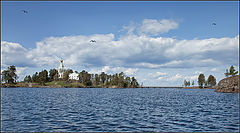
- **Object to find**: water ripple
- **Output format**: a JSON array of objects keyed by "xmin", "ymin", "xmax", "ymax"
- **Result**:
[{"xmin": 1, "ymin": 87, "xmax": 239, "ymax": 132}]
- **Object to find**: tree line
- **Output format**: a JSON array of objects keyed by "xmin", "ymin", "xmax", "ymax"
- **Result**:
[
  {"xmin": 197, "ymin": 74, "xmax": 216, "ymax": 88},
  {"xmin": 195, "ymin": 65, "xmax": 238, "ymax": 88},
  {"xmin": 2, "ymin": 65, "xmax": 238, "ymax": 88},
  {"xmin": 183, "ymin": 74, "xmax": 216, "ymax": 88},
  {"xmin": 183, "ymin": 80, "xmax": 194, "ymax": 87},
  {"xmin": 23, "ymin": 68, "xmax": 139, "ymax": 88}
]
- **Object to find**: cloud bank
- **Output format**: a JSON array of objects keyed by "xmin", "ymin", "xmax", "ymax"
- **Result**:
[
  {"xmin": 3, "ymin": 34, "xmax": 237, "ymax": 70},
  {"xmin": 1, "ymin": 19, "xmax": 238, "ymax": 83},
  {"xmin": 1, "ymin": 41, "xmax": 35, "ymax": 68}
]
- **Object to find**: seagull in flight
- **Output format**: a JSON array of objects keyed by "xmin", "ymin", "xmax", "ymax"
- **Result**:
[
  {"xmin": 90, "ymin": 40, "xmax": 96, "ymax": 43},
  {"xmin": 21, "ymin": 10, "xmax": 28, "ymax": 14}
]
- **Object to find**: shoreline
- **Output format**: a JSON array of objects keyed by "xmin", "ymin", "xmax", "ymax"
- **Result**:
[
  {"xmin": 0, "ymin": 83, "xmax": 213, "ymax": 89},
  {"xmin": 183, "ymin": 86, "xmax": 215, "ymax": 89},
  {"xmin": 1, "ymin": 83, "xmax": 239, "ymax": 93}
]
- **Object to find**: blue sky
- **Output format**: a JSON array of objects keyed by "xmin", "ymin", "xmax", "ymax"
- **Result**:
[{"xmin": 1, "ymin": 1, "xmax": 239, "ymax": 86}]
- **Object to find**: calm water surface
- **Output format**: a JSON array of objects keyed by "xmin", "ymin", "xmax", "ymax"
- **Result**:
[{"xmin": 1, "ymin": 87, "xmax": 239, "ymax": 132}]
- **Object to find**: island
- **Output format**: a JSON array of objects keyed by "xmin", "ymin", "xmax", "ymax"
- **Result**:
[
  {"xmin": 1, "ymin": 61, "xmax": 239, "ymax": 92},
  {"xmin": 1, "ymin": 60, "xmax": 140, "ymax": 88}
]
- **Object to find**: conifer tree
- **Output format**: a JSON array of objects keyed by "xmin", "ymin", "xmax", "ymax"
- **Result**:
[{"xmin": 198, "ymin": 74, "xmax": 205, "ymax": 88}]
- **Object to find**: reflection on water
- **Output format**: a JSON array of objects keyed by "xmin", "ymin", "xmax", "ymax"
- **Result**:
[{"xmin": 1, "ymin": 87, "xmax": 239, "ymax": 132}]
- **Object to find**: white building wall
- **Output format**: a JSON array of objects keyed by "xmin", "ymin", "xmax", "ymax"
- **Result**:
[
  {"xmin": 59, "ymin": 72, "xmax": 63, "ymax": 78},
  {"xmin": 69, "ymin": 72, "xmax": 79, "ymax": 80}
]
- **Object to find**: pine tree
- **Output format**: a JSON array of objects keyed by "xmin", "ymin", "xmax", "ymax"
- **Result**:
[
  {"xmin": 1, "ymin": 65, "xmax": 18, "ymax": 84},
  {"xmin": 39, "ymin": 70, "xmax": 48, "ymax": 85},
  {"xmin": 49, "ymin": 69, "xmax": 58, "ymax": 81},
  {"xmin": 225, "ymin": 65, "xmax": 238, "ymax": 77},
  {"xmin": 207, "ymin": 75, "xmax": 216, "ymax": 87},
  {"xmin": 198, "ymin": 74, "xmax": 205, "ymax": 88}
]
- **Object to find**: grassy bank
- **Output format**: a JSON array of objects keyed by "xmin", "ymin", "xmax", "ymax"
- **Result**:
[{"xmin": 1, "ymin": 81, "xmax": 128, "ymax": 88}]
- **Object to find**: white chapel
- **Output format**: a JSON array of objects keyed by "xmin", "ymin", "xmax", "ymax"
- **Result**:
[{"xmin": 57, "ymin": 59, "xmax": 79, "ymax": 80}]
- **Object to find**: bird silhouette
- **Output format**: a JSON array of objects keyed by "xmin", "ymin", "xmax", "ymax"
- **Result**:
[
  {"xmin": 212, "ymin": 23, "xmax": 216, "ymax": 25},
  {"xmin": 90, "ymin": 40, "xmax": 96, "ymax": 43},
  {"xmin": 21, "ymin": 10, "xmax": 28, "ymax": 14}
]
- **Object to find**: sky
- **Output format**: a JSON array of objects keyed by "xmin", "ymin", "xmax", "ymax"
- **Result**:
[{"xmin": 1, "ymin": 1, "xmax": 239, "ymax": 86}]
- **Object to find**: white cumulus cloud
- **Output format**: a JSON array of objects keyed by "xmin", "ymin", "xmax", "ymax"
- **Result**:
[
  {"xmin": 2, "ymin": 34, "xmax": 238, "ymax": 71},
  {"xmin": 138, "ymin": 19, "xmax": 179, "ymax": 35},
  {"xmin": 1, "ymin": 41, "xmax": 35, "ymax": 68}
]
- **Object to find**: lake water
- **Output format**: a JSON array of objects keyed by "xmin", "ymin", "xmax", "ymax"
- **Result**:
[{"xmin": 1, "ymin": 87, "xmax": 239, "ymax": 132}]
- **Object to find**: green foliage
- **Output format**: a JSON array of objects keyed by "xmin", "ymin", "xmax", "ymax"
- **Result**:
[
  {"xmin": 100, "ymin": 72, "xmax": 106, "ymax": 84},
  {"xmin": 229, "ymin": 65, "xmax": 238, "ymax": 76},
  {"xmin": 62, "ymin": 69, "xmax": 74, "ymax": 81},
  {"xmin": 77, "ymin": 71, "xmax": 139, "ymax": 88},
  {"xmin": 192, "ymin": 81, "xmax": 194, "ymax": 86},
  {"xmin": 224, "ymin": 69, "xmax": 229, "ymax": 77},
  {"xmin": 78, "ymin": 70, "xmax": 92, "ymax": 86},
  {"xmin": 49, "ymin": 69, "xmax": 58, "ymax": 81},
  {"xmin": 225, "ymin": 65, "xmax": 238, "ymax": 77},
  {"xmin": 94, "ymin": 74, "xmax": 100, "ymax": 86},
  {"xmin": 184, "ymin": 79, "xmax": 187, "ymax": 87},
  {"xmin": 63, "ymin": 71, "xmax": 70, "ymax": 81},
  {"xmin": 25, "ymin": 67, "xmax": 139, "ymax": 88},
  {"xmin": 1, "ymin": 65, "xmax": 18, "ymax": 84},
  {"xmin": 125, "ymin": 76, "xmax": 131, "ymax": 88},
  {"xmin": 118, "ymin": 72, "xmax": 125, "ymax": 87},
  {"xmin": 207, "ymin": 75, "xmax": 216, "ymax": 87},
  {"xmin": 131, "ymin": 77, "xmax": 139, "ymax": 88},
  {"xmin": 39, "ymin": 70, "xmax": 49, "ymax": 85},
  {"xmin": 32, "ymin": 72, "xmax": 39, "ymax": 83},
  {"xmin": 1, "ymin": 70, "xmax": 10, "ymax": 83},
  {"xmin": 184, "ymin": 79, "xmax": 191, "ymax": 87},
  {"xmin": 198, "ymin": 74, "xmax": 205, "ymax": 88}
]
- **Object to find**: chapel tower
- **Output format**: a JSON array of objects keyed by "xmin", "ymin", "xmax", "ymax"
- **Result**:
[{"xmin": 58, "ymin": 59, "xmax": 65, "ymax": 78}]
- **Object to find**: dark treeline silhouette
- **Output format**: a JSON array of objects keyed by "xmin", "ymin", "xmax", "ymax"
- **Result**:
[{"xmin": 23, "ymin": 68, "xmax": 139, "ymax": 88}]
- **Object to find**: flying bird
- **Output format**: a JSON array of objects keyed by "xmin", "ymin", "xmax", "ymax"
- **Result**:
[
  {"xmin": 21, "ymin": 10, "xmax": 28, "ymax": 14},
  {"xmin": 212, "ymin": 23, "xmax": 216, "ymax": 25},
  {"xmin": 90, "ymin": 40, "xmax": 96, "ymax": 43}
]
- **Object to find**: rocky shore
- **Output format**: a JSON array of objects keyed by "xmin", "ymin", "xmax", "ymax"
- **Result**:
[{"xmin": 214, "ymin": 75, "xmax": 239, "ymax": 93}]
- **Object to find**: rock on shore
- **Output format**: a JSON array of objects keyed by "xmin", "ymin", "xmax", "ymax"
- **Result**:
[{"xmin": 214, "ymin": 75, "xmax": 239, "ymax": 93}]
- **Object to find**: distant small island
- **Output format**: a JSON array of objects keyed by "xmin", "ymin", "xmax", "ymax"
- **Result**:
[
  {"xmin": 181, "ymin": 65, "xmax": 239, "ymax": 93},
  {"xmin": 182, "ymin": 75, "xmax": 239, "ymax": 93}
]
